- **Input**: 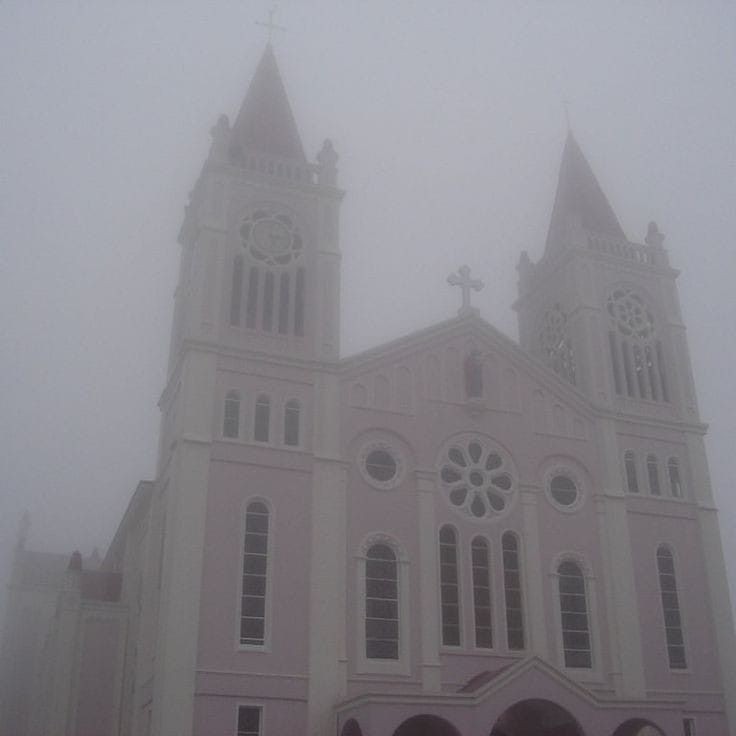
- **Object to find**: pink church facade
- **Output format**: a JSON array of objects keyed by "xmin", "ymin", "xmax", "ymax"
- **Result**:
[{"xmin": 2, "ymin": 44, "xmax": 735, "ymax": 736}]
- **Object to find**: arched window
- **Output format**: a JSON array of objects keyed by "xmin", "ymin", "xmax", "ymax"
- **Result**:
[
  {"xmin": 278, "ymin": 272, "xmax": 290, "ymax": 334},
  {"xmin": 223, "ymin": 391, "xmax": 241, "ymax": 438},
  {"xmin": 624, "ymin": 451, "xmax": 639, "ymax": 493},
  {"xmin": 667, "ymin": 457, "xmax": 683, "ymax": 498},
  {"xmin": 656, "ymin": 546, "xmax": 687, "ymax": 669},
  {"xmin": 284, "ymin": 400, "xmax": 300, "ymax": 446},
  {"xmin": 241, "ymin": 501, "xmax": 269, "ymax": 646},
  {"xmin": 245, "ymin": 267, "xmax": 259, "ymax": 329},
  {"xmin": 262, "ymin": 272, "xmax": 275, "ymax": 332},
  {"xmin": 365, "ymin": 544, "xmax": 399, "ymax": 659},
  {"xmin": 647, "ymin": 455, "xmax": 661, "ymax": 496},
  {"xmin": 438, "ymin": 526, "xmax": 460, "ymax": 646},
  {"xmin": 502, "ymin": 532, "xmax": 525, "ymax": 650},
  {"xmin": 254, "ymin": 395, "xmax": 270, "ymax": 442},
  {"xmin": 471, "ymin": 536, "xmax": 493, "ymax": 649},
  {"xmin": 558, "ymin": 560, "xmax": 592, "ymax": 668}
]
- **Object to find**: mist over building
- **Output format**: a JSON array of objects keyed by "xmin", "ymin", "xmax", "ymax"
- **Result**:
[{"xmin": 1, "ymin": 34, "xmax": 735, "ymax": 736}]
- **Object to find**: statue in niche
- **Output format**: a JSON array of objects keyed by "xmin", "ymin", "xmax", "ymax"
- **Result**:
[{"xmin": 464, "ymin": 349, "xmax": 484, "ymax": 399}]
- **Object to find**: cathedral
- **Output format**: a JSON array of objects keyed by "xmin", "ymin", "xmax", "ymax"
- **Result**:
[{"xmin": 2, "ymin": 43, "xmax": 736, "ymax": 736}]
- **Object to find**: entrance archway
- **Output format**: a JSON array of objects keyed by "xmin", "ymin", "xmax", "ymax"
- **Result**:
[
  {"xmin": 393, "ymin": 714, "xmax": 461, "ymax": 736},
  {"xmin": 489, "ymin": 699, "xmax": 585, "ymax": 736},
  {"xmin": 612, "ymin": 720, "xmax": 665, "ymax": 736}
]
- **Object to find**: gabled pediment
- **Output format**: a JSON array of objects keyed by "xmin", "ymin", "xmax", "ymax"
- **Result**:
[{"xmin": 340, "ymin": 313, "xmax": 593, "ymax": 439}]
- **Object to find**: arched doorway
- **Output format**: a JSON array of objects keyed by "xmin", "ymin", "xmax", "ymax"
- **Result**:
[
  {"xmin": 393, "ymin": 714, "xmax": 461, "ymax": 736},
  {"xmin": 489, "ymin": 699, "xmax": 585, "ymax": 736},
  {"xmin": 612, "ymin": 720, "xmax": 665, "ymax": 736}
]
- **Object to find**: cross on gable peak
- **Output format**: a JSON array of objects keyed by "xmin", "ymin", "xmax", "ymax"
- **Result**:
[
  {"xmin": 256, "ymin": 6, "xmax": 286, "ymax": 44},
  {"xmin": 447, "ymin": 265, "xmax": 484, "ymax": 317}
]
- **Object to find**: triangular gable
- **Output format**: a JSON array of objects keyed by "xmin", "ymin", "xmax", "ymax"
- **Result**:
[{"xmin": 340, "ymin": 313, "xmax": 593, "ymax": 427}]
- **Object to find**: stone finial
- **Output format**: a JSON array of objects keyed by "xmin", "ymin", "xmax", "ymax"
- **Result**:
[
  {"xmin": 68, "ymin": 550, "xmax": 83, "ymax": 572},
  {"xmin": 645, "ymin": 221, "xmax": 665, "ymax": 247},
  {"xmin": 317, "ymin": 139, "xmax": 339, "ymax": 186},
  {"xmin": 208, "ymin": 114, "xmax": 230, "ymax": 163}
]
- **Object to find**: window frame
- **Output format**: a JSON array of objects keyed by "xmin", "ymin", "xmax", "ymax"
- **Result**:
[
  {"xmin": 235, "ymin": 704, "xmax": 264, "ymax": 736},
  {"xmin": 254, "ymin": 394, "xmax": 271, "ymax": 443},
  {"xmin": 356, "ymin": 534, "xmax": 410, "ymax": 675},
  {"xmin": 656, "ymin": 544, "xmax": 688, "ymax": 671},
  {"xmin": 647, "ymin": 454, "xmax": 661, "ymax": 496},
  {"xmin": 470, "ymin": 535, "xmax": 494, "ymax": 650},
  {"xmin": 223, "ymin": 390, "xmax": 242, "ymax": 439},
  {"xmin": 438, "ymin": 524, "xmax": 462, "ymax": 648},
  {"xmin": 237, "ymin": 499, "xmax": 273, "ymax": 651},
  {"xmin": 667, "ymin": 457, "xmax": 684, "ymax": 499},
  {"xmin": 283, "ymin": 399, "xmax": 301, "ymax": 447},
  {"xmin": 501, "ymin": 531, "xmax": 526, "ymax": 652},
  {"xmin": 623, "ymin": 450, "xmax": 639, "ymax": 493}
]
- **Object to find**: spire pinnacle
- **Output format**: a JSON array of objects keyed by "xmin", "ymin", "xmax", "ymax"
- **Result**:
[
  {"xmin": 545, "ymin": 132, "xmax": 626, "ymax": 254},
  {"xmin": 230, "ymin": 44, "xmax": 306, "ymax": 162},
  {"xmin": 255, "ymin": 6, "xmax": 286, "ymax": 45}
]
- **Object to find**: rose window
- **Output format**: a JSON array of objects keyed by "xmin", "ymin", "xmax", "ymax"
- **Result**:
[
  {"xmin": 240, "ymin": 209, "xmax": 303, "ymax": 267},
  {"xmin": 539, "ymin": 304, "xmax": 576, "ymax": 385},
  {"xmin": 438, "ymin": 436, "xmax": 516, "ymax": 520},
  {"xmin": 607, "ymin": 288, "xmax": 655, "ymax": 342}
]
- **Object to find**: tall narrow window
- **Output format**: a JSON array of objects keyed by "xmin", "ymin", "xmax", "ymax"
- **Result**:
[
  {"xmin": 668, "ymin": 457, "xmax": 683, "ymax": 498},
  {"xmin": 608, "ymin": 331, "xmax": 623, "ymax": 395},
  {"xmin": 502, "ymin": 532, "xmax": 525, "ymax": 650},
  {"xmin": 278, "ymin": 272, "xmax": 290, "ymax": 334},
  {"xmin": 657, "ymin": 546, "xmax": 687, "ymax": 669},
  {"xmin": 230, "ymin": 255, "xmax": 243, "ymax": 326},
  {"xmin": 656, "ymin": 341, "xmax": 669, "ymax": 402},
  {"xmin": 624, "ymin": 451, "xmax": 639, "ymax": 493},
  {"xmin": 645, "ymin": 345, "xmax": 659, "ymax": 400},
  {"xmin": 365, "ymin": 544, "xmax": 399, "ymax": 659},
  {"xmin": 439, "ymin": 526, "xmax": 460, "ymax": 646},
  {"xmin": 246, "ymin": 267, "xmax": 259, "ymax": 329},
  {"xmin": 237, "ymin": 706, "xmax": 262, "ymax": 736},
  {"xmin": 284, "ymin": 400, "xmax": 300, "ymax": 446},
  {"xmin": 471, "ymin": 536, "xmax": 493, "ymax": 649},
  {"xmin": 294, "ymin": 267, "xmax": 305, "ymax": 336},
  {"xmin": 223, "ymin": 390, "xmax": 241, "ymax": 438},
  {"xmin": 647, "ymin": 454, "xmax": 661, "ymax": 496},
  {"xmin": 558, "ymin": 560, "xmax": 592, "ymax": 668},
  {"xmin": 633, "ymin": 344, "xmax": 647, "ymax": 398},
  {"xmin": 254, "ymin": 395, "xmax": 270, "ymax": 442},
  {"xmin": 621, "ymin": 342, "xmax": 635, "ymax": 397},
  {"xmin": 240, "ymin": 502, "xmax": 269, "ymax": 646},
  {"xmin": 262, "ymin": 272, "xmax": 275, "ymax": 332}
]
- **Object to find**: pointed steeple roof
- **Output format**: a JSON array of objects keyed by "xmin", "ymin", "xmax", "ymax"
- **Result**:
[
  {"xmin": 545, "ymin": 132, "xmax": 626, "ymax": 252},
  {"xmin": 230, "ymin": 44, "xmax": 306, "ymax": 162}
]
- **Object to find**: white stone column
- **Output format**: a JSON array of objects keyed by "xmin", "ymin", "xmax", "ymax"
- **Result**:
[
  {"xmin": 307, "ymin": 371, "xmax": 347, "ymax": 736},
  {"xmin": 416, "ymin": 471, "xmax": 441, "ymax": 691},
  {"xmin": 519, "ymin": 489, "xmax": 549, "ymax": 659}
]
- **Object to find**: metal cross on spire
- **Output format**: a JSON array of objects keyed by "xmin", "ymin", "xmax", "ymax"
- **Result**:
[
  {"xmin": 447, "ymin": 265, "xmax": 484, "ymax": 317},
  {"xmin": 256, "ymin": 5, "xmax": 286, "ymax": 44}
]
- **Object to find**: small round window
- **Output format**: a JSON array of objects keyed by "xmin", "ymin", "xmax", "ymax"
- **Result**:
[
  {"xmin": 359, "ymin": 442, "xmax": 404, "ymax": 490},
  {"xmin": 549, "ymin": 475, "xmax": 578, "ymax": 506},
  {"xmin": 365, "ymin": 449, "xmax": 397, "ymax": 482}
]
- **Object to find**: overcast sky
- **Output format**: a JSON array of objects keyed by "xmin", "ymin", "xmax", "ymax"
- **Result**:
[{"xmin": 1, "ymin": 2, "xmax": 735, "ymax": 612}]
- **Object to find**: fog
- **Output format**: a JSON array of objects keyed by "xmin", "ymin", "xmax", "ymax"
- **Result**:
[{"xmin": 1, "ymin": 1, "xmax": 734, "ymax": 617}]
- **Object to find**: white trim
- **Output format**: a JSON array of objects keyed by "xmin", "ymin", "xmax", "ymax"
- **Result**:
[
  {"xmin": 654, "ymin": 541, "xmax": 691, "ymax": 673},
  {"xmin": 543, "ymin": 464, "xmax": 585, "ymax": 513},
  {"xmin": 355, "ymin": 533, "xmax": 411, "ymax": 676},
  {"xmin": 235, "ymin": 496, "xmax": 274, "ymax": 653},
  {"xmin": 468, "ymin": 533, "xmax": 495, "ymax": 651},
  {"xmin": 234, "ymin": 702, "xmax": 265, "ymax": 736},
  {"xmin": 357, "ymin": 440, "xmax": 405, "ymax": 490},
  {"xmin": 436, "ymin": 522, "xmax": 463, "ymax": 650}
]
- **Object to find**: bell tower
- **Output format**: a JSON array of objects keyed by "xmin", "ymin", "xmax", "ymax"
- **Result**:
[
  {"xmin": 515, "ymin": 132, "xmax": 697, "ymax": 420},
  {"xmin": 169, "ymin": 43, "xmax": 344, "ymax": 371}
]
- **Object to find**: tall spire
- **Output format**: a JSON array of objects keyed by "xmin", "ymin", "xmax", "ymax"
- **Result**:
[
  {"xmin": 545, "ymin": 132, "xmax": 626, "ymax": 253},
  {"xmin": 230, "ymin": 44, "xmax": 306, "ymax": 162}
]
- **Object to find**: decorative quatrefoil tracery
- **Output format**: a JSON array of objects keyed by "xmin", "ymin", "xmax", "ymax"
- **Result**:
[
  {"xmin": 437, "ymin": 435, "xmax": 516, "ymax": 520},
  {"xmin": 607, "ymin": 288, "xmax": 655, "ymax": 343}
]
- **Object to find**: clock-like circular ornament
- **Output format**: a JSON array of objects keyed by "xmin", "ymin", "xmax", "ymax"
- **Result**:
[{"xmin": 240, "ymin": 208, "xmax": 303, "ymax": 267}]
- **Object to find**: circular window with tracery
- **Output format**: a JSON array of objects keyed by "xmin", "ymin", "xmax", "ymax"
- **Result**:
[
  {"xmin": 437, "ymin": 435, "xmax": 516, "ymax": 520},
  {"xmin": 240, "ymin": 208, "xmax": 303, "ymax": 267},
  {"xmin": 607, "ymin": 288, "xmax": 655, "ymax": 342}
]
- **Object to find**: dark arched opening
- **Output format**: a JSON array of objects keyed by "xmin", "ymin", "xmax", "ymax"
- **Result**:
[
  {"xmin": 340, "ymin": 718, "xmax": 364, "ymax": 736},
  {"xmin": 393, "ymin": 714, "xmax": 461, "ymax": 736},
  {"xmin": 611, "ymin": 719, "xmax": 665, "ymax": 736},
  {"xmin": 490, "ymin": 699, "xmax": 585, "ymax": 736}
]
